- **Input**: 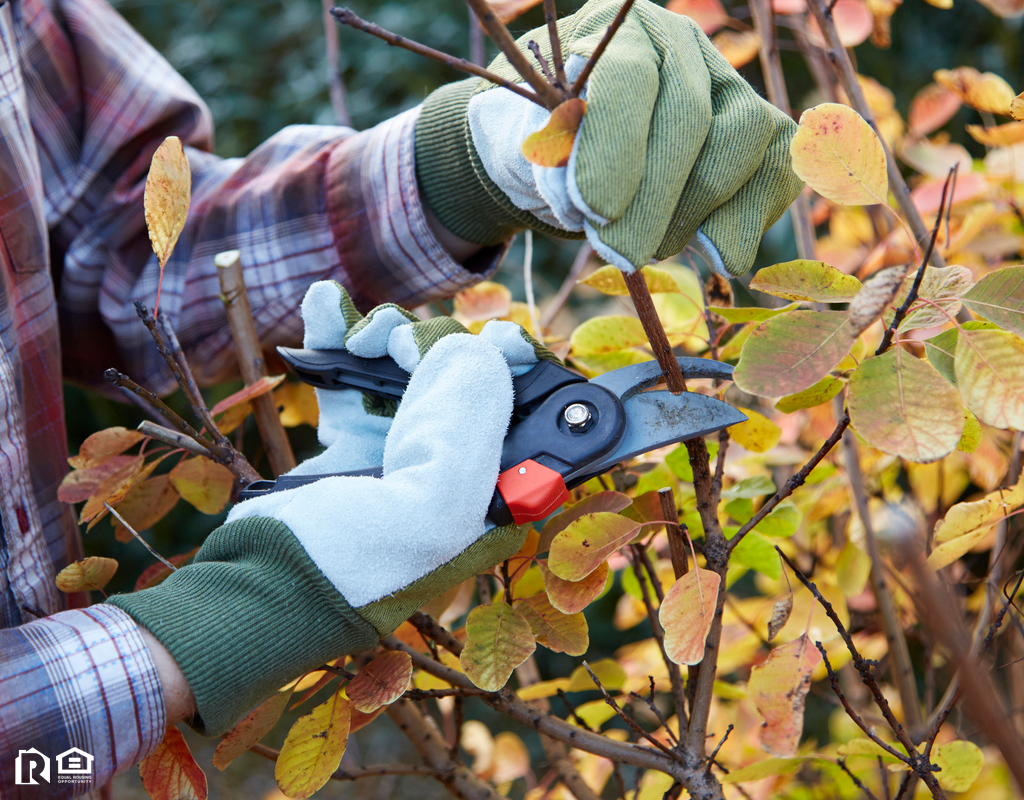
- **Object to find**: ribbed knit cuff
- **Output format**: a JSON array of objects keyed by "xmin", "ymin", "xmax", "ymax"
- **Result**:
[
  {"xmin": 416, "ymin": 80, "xmax": 578, "ymax": 246},
  {"xmin": 108, "ymin": 517, "xmax": 380, "ymax": 736}
]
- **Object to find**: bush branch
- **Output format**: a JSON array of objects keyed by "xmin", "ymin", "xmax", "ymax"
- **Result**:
[{"xmin": 570, "ymin": 0, "xmax": 636, "ymax": 98}]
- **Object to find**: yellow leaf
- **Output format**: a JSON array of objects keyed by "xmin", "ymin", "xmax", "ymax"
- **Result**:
[
  {"xmin": 934, "ymin": 480, "xmax": 1024, "ymax": 543},
  {"xmin": 548, "ymin": 512, "xmax": 643, "ymax": 581},
  {"xmin": 934, "ymin": 67, "xmax": 1016, "ymax": 115},
  {"xmin": 659, "ymin": 568, "xmax": 721, "ymax": 665},
  {"xmin": 966, "ymin": 121, "xmax": 1024, "ymax": 147},
  {"xmin": 954, "ymin": 328, "xmax": 1024, "ymax": 430},
  {"xmin": 515, "ymin": 593, "xmax": 589, "ymax": 656},
  {"xmin": 775, "ymin": 376, "xmax": 845, "ymax": 413},
  {"xmin": 711, "ymin": 303, "xmax": 799, "ymax": 324},
  {"xmin": 790, "ymin": 103, "xmax": 887, "ymax": 206},
  {"xmin": 578, "ymin": 265, "xmax": 679, "ymax": 295},
  {"xmin": 275, "ymin": 690, "xmax": 351, "ymax": 799},
  {"xmin": 453, "ymin": 281, "xmax": 512, "ymax": 323},
  {"xmin": 730, "ymin": 408, "xmax": 782, "ymax": 453},
  {"xmin": 566, "ymin": 658, "xmax": 626, "ymax": 691},
  {"xmin": 748, "ymin": 634, "xmax": 822, "ymax": 756},
  {"xmin": 569, "ymin": 316, "xmax": 649, "ymax": 356},
  {"xmin": 213, "ymin": 689, "xmax": 292, "ymax": 769},
  {"xmin": 490, "ymin": 732, "xmax": 531, "ymax": 783},
  {"xmin": 169, "ymin": 457, "xmax": 235, "ymax": 515},
  {"xmin": 78, "ymin": 456, "xmax": 148, "ymax": 526},
  {"xmin": 144, "ymin": 136, "xmax": 191, "ymax": 314},
  {"xmin": 346, "ymin": 651, "xmax": 413, "ymax": 713},
  {"xmin": 139, "ymin": 726, "xmax": 208, "ymax": 800},
  {"xmin": 539, "ymin": 560, "xmax": 609, "ymax": 614},
  {"xmin": 712, "ymin": 29, "xmax": 760, "ymax": 69},
  {"xmin": 1013, "ymin": 92, "xmax": 1024, "ymax": 121},
  {"xmin": 460, "ymin": 602, "xmax": 536, "ymax": 691},
  {"xmin": 55, "ymin": 556, "xmax": 118, "ymax": 593},
  {"xmin": 111, "ymin": 474, "xmax": 179, "ymax": 543},
  {"xmin": 68, "ymin": 427, "xmax": 145, "ymax": 470},
  {"xmin": 836, "ymin": 540, "xmax": 871, "ymax": 597},
  {"xmin": 933, "ymin": 740, "xmax": 984, "ymax": 792},
  {"xmin": 957, "ymin": 409, "xmax": 982, "ymax": 453},
  {"xmin": 276, "ymin": 381, "xmax": 319, "ymax": 428},
  {"xmin": 750, "ymin": 260, "xmax": 863, "ymax": 303},
  {"xmin": 521, "ymin": 99, "xmax": 587, "ymax": 168}
]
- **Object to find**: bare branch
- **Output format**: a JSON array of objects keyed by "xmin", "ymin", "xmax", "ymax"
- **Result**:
[
  {"xmin": 321, "ymin": 0, "xmax": 351, "ymax": 125},
  {"xmin": 137, "ymin": 421, "xmax": 213, "ymax": 459},
  {"xmin": 105, "ymin": 368, "xmax": 202, "ymax": 441},
  {"xmin": 838, "ymin": 758, "xmax": 881, "ymax": 800},
  {"xmin": 543, "ymin": 0, "xmax": 567, "ymax": 91},
  {"xmin": 571, "ymin": 0, "xmax": 637, "ymax": 98},
  {"xmin": 104, "ymin": 503, "xmax": 178, "ymax": 571},
  {"xmin": 249, "ymin": 744, "xmax": 438, "ymax": 781}
]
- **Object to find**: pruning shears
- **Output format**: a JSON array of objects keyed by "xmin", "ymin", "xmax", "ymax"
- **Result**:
[{"xmin": 239, "ymin": 348, "xmax": 746, "ymax": 526}]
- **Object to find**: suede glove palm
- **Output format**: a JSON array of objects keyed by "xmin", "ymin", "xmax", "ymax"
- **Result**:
[
  {"xmin": 416, "ymin": 0, "xmax": 804, "ymax": 276},
  {"xmin": 110, "ymin": 282, "xmax": 549, "ymax": 735}
]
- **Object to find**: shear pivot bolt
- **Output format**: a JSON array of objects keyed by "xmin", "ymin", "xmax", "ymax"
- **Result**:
[{"xmin": 564, "ymin": 403, "xmax": 591, "ymax": 430}]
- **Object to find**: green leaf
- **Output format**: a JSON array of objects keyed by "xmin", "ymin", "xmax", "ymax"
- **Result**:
[
  {"xmin": 961, "ymin": 265, "xmax": 1024, "ymax": 336},
  {"xmin": 923, "ymin": 321, "xmax": 998, "ymax": 385},
  {"xmin": 665, "ymin": 440, "xmax": 719, "ymax": 482},
  {"xmin": 730, "ymin": 531, "xmax": 781, "ymax": 579},
  {"xmin": 749, "ymin": 260, "xmax": 863, "ymax": 302},
  {"xmin": 734, "ymin": 311, "xmax": 855, "ymax": 397},
  {"xmin": 755, "ymin": 502, "xmax": 802, "ymax": 538},
  {"xmin": 460, "ymin": 602, "xmax": 536, "ymax": 691},
  {"xmin": 724, "ymin": 497, "xmax": 754, "ymax": 524},
  {"xmin": 955, "ymin": 327, "xmax": 1024, "ymax": 429},
  {"xmin": 933, "ymin": 740, "xmax": 984, "ymax": 792},
  {"xmin": 848, "ymin": 348, "xmax": 964, "ymax": 462},
  {"xmin": 957, "ymin": 409, "xmax": 982, "ymax": 453},
  {"xmin": 710, "ymin": 303, "xmax": 799, "ymax": 324},
  {"xmin": 775, "ymin": 376, "xmax": 845, "ymax": 413},
  {"xmin": 722, "ymin": 475, "xmax": 776, "ymax": 499},
  {"xmin": 569, "ymin": 316, "xmax": 649, "ymax": 356}
]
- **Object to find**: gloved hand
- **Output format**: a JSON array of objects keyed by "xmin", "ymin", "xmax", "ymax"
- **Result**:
[
  {"xmin": 415, "ymin": 0, "xmax": 803, "ymax": 277},
  {"xmin": 109, "ymin": 281, "xmax": 553, "ymax": 735}
]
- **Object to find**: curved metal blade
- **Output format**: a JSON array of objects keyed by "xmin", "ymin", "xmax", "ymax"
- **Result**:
[
  {"xmin": 590, "ymin": 356, "xmax": 734, "ymax": 400},
  {"xmin": 566, "ymin": 390, "xmax": 746, "ymax": 482}
]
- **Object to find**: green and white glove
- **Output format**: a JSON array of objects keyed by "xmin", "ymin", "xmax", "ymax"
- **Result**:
[
  {"xmin": 416, "ymin": 0, "xmax": 803, "ymax": 277},
  {"xmin": 109, "ymin": 281, "xmax": 552, "ymax": 735}
]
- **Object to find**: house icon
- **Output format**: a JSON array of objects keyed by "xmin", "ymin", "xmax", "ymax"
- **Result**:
[{"xmin": 55, "ymin": 747, "xmax": 93, "ymax": 776}]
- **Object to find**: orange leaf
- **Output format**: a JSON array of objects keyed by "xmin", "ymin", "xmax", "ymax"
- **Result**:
[
  {"xmin": 539, "ymin": 560, "xmax": 609, "ymax": 614},
  {"xmin": 666, "ymin": 0, "xmax": 728, "ymax": 33},
  {"xmin": 210, "ymin": 374, "xmax": 286, "ymax": 417},
  {"xmin": 350, "ymin": 706, "xmax": 385, "ymax": 733},
  {"xmin": 659, "ymin": 568, "xmax": 721, "ymax": 665},
  {"xmin": 213, "ymin": 689, "xmax": 293, "ymax": 770},
  {"xmin": 78, "ymin": 456, "xmax": 146, "ymax": 526},
  {"xmin": 908, "ymin": 83, "xmax": 962, "ymax": 137},
  {"xmin": 112, "ymin": 474, "xmax": 180, "ymax": 543},
  {"xmin": 966, "ymin": 121, "xmax": 1024, "ymax": 148},
  {"xmin": 521, "ymin": 99, "xmax": 587, "ymax": 168},
  {"xmin": 485, "ymin": 0, "xmax": 543, "ymax": 23},
  {"xmin": 515, "ymin": 593, "xmax": 589, "ymax": 655},
  {"xmin": 68, "ymin": 427, "xmax": 145, "ymax": 470},
  {"xmin": 275, "ymin": 690, "xmax": 351, "ymax": 799},
  {"xmin": 169, "ymin": 458, "xmax": 235, "ymax": 515},
  {"xmin": 144, "ymin": 136, "xmax": 191, "ymax": 315},
  {"xmin": 55, "ymin": 556, "xmax": 119, "ymax": 593},
  {"xmin": 712, "ymin": 30, "xmax": 760, "ymax": 69},
  {"xmin": 934, "ymin": 67, "xmax": 1016, "ymax": 115},
  {"xmin": 59, "ymin": 454, "xmax": 138, "ymax": 503},
  {"xmin": 453, "ymin": 281, "xmax": 512, "ymax": 323},
  {"xmin": 346, "ymin": 651, "xmax": 413, "ymax": 713},
  {"xmin": 748, "ymin": 634, "xmax": 822, "ymax": 756},
  {"xmin": 134, "ymin": 547, "xmax": 200, "ymax": 592},
  {"xmin": 139, "ymin": 725, "xmax": 208, "ymax": 800}
]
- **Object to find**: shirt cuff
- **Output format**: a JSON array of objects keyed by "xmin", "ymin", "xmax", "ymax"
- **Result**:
[
  {"xmin": 326, "ymin": 106, "xmax": 509, "ymax": 312},
  {"xmin": 0, "ymin": 605, "xmax": 166, "ymax": 796}
]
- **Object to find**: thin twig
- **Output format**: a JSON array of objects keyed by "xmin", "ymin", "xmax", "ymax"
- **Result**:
[
  {"xmin": 321, "ymin": 0, "xmax": 351, "ymax": 125},
  {"xmin": 527, "ymin": 41, "xmax": 556, "ymax": 85},
  {"xmin": 105, "ymin": 369, "xmax": 202, "ymax": 441},
  {"xmin": 331, "ymin": 7, "xmax": 547, "ymax": 107},
  {"xmin": 523, "ymin": 230, "xmax": 542, "ymax": 337},
  {"xmin": 543, "ymin": 0, "xmax": 567, "ymax": 92},
  {"xmin": 570, "ymin": 0, "xmax": 637, "ymax": 97},
  {"xmin": 104, "ymin": 503, "xmax": 177, "ymax": 571},
  {"xmin": 137, "ymin": 421, "xmax": 213, "ymax": 459},
  {"xmin": 838, "ymin": 758, "xmax": 881, "ymax": 800},
  {"xmin": 704, "ymin": 724, "xmax": 733, "ymax": 777},
  {"xmin": 249, "ymin": 744, "xmax": 439, "ymax": 781},
  {"xmin": 539, "ymin": 242, "xmax": 592, "ymax": 331}
]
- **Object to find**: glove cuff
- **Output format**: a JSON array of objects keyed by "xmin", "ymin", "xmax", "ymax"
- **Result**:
[
  {"xmin": 416, "ymin": 80, "xmax": 575, "ymax": 246},
  {"xmin": 108, "ymin": 516, "xmax": 379, "ymax": 736}
]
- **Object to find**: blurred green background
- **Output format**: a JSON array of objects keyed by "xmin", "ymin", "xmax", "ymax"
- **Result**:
[{"xmin": 70, "ymin": 0, "xmax": 1022, "ymax": 794}]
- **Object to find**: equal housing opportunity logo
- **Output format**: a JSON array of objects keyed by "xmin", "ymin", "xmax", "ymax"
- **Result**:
[{"xmin": 14, "ymin": 748, "xmax": 93, "ymax": 786}]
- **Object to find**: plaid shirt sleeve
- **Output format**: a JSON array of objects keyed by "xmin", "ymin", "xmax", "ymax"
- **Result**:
[{"xmin": 0, "ymin": 605, "xmax": 166, "ymax": 798}]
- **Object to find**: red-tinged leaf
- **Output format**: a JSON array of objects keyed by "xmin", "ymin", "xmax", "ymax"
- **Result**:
[
  {"xmin": 734, "ymin": 311, "xmax": 855, "ymax": 397},
  {"xmin": 954, "ymin": 328, "xmax": 1024, "ymax": 430},
  {"xmin": 139, "ymin": 725, "xmax": 208, "ymax": 800},
  {"xmin": 659, "ymin": 568, "xmax": 721, "ymax": 665},
  {"xmin": 144, "ymin": 137, "xmax": 191, "ymax": 315},
  {"xmin": 134, "ymin": 547, "xmax": 200, "ymax": 592},
  {"xmin": 666, "ymin": 0, "xmax": 728, "ymax": 33},
  {"xmin": 515, "ymin": 593, "xmax": 589, "ymax": 656},
  {"xmin": 350, "ymin": 706, "xmax": 385, "ymax": 734},
  {"xmin": 290, "ymin": 672, "xmax": 337, "ymax": 710},
  {"xmin": 712, "ymin": 30, "xmax": 760, "ymax": 69},
  {"xmin": 621, "ymin": 490, "xmax": 669, "ymax": 526},
  {"xmin": 911, "ymin": 171, "xmax": 987, "ymax": 216},
  {"xmin": 485, "ymin": 0, "xmax": 543, "ymax": 24},
  {"xmin": 213, "ymin": 689, "xmax": 293, "ymax": 769},
  {"xmin": 908, "ymin": 83, "xmax": 962, "ymax": 137},
  {"xmin": 886, "ymin": 265, "xmax": 973, "ymax": 332},
  {"xmin": 113, "ymin": 474, "xmax": 180, "ymax": 543},
  {"xmin": 749, "ymin": 260, "xmax": 863, "ymax": 303},
  {"xmin": 773, "ymin": 0, "xmax": 806, "ymax": 12},
  {"xmin": 547, "ymin": 512, "xmax": 644, "ymax": 581},
  {"xmin": 210, "ymin": 374, "xmax": 286, "ymax": 418},
  {"xmin": 962, "ymin": 265, "xmax": 1024, "ymax": 338},
  {"xmin": 275, "ymin": 690, "xmax": 351, "ymax": 799},
  {"xmin": 169, "ymin": 457, "xmax": 235, "ymax": 515},
  {"xmin": 849, "ymin": 349, "xmax": 963, "ymax": 463},
  {"xmin": 521, "ymin": 99, "xmax": 587, "ymax": 168},
  {"xmin": 539, "ymin": 560, "xmax": 609, "ymax": 615},
  {"xmin": 537, "ymin": 491, "xmax": 632, "ymax": 553},
  {"xmin": 58, "ymin": 455, "xmax": 138, "ymax": 503},
  {"xmin": 935, "ymin": 67, "xmax": 1015, "ymax": 115},
  {"xmin": 347, "ymin": 651, "xmax": 413, "ymax": 713},
  {"xmin": 790, "ymin": 104, "xmax": 887, "ymax": 205},
  {"xmin": 55, "ymin": 556, "xmax": 118, "ymax": 593},
  {"xmin": 806, "ymin": 0, "xmax": 872, "ymax": 48},
  {"xmin": 506, "ymin": 528, "xmax": 540, "ymax": 596},
  {"xmin": 748, "ymin": 635, "xmax": 822, "ymax": 757},
  {"xmin": 453, "ymin": 281, "xmax": 512, "ymax": 323},
  {"xmin": 460, "ymin": 602, "xmax": 536, "ymax": 691},
  {"xmin": 78, "ymin": 456, "xmax": 146, "ymax": 526},
  {"xmin": 68, "ymin": 427, "xmax": 145, "ymax": 470}
]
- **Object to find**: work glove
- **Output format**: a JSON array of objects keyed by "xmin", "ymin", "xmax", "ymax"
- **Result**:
[
  {"xmin": 109, "ymin": 281, "xmax": 552, "ymax": 735},
  {"xmin": 415, "ymin": 0, "xmax": 803, "ymax": 277}
]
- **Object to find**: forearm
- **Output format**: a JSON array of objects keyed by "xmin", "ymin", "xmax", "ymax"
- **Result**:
[{"xmin": 139, "ymin": 626, "xmax": 197, "ymax": 724}]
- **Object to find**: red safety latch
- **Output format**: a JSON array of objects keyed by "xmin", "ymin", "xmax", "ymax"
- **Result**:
[{"xmin": 495, "ymin": 459, "xmax": 570, "ymax": 525}]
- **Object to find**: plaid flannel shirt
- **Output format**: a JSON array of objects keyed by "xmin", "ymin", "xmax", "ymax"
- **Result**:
[{"xmin": 0, "ymin": 0, "xmax": 502, "ymax": 794}]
